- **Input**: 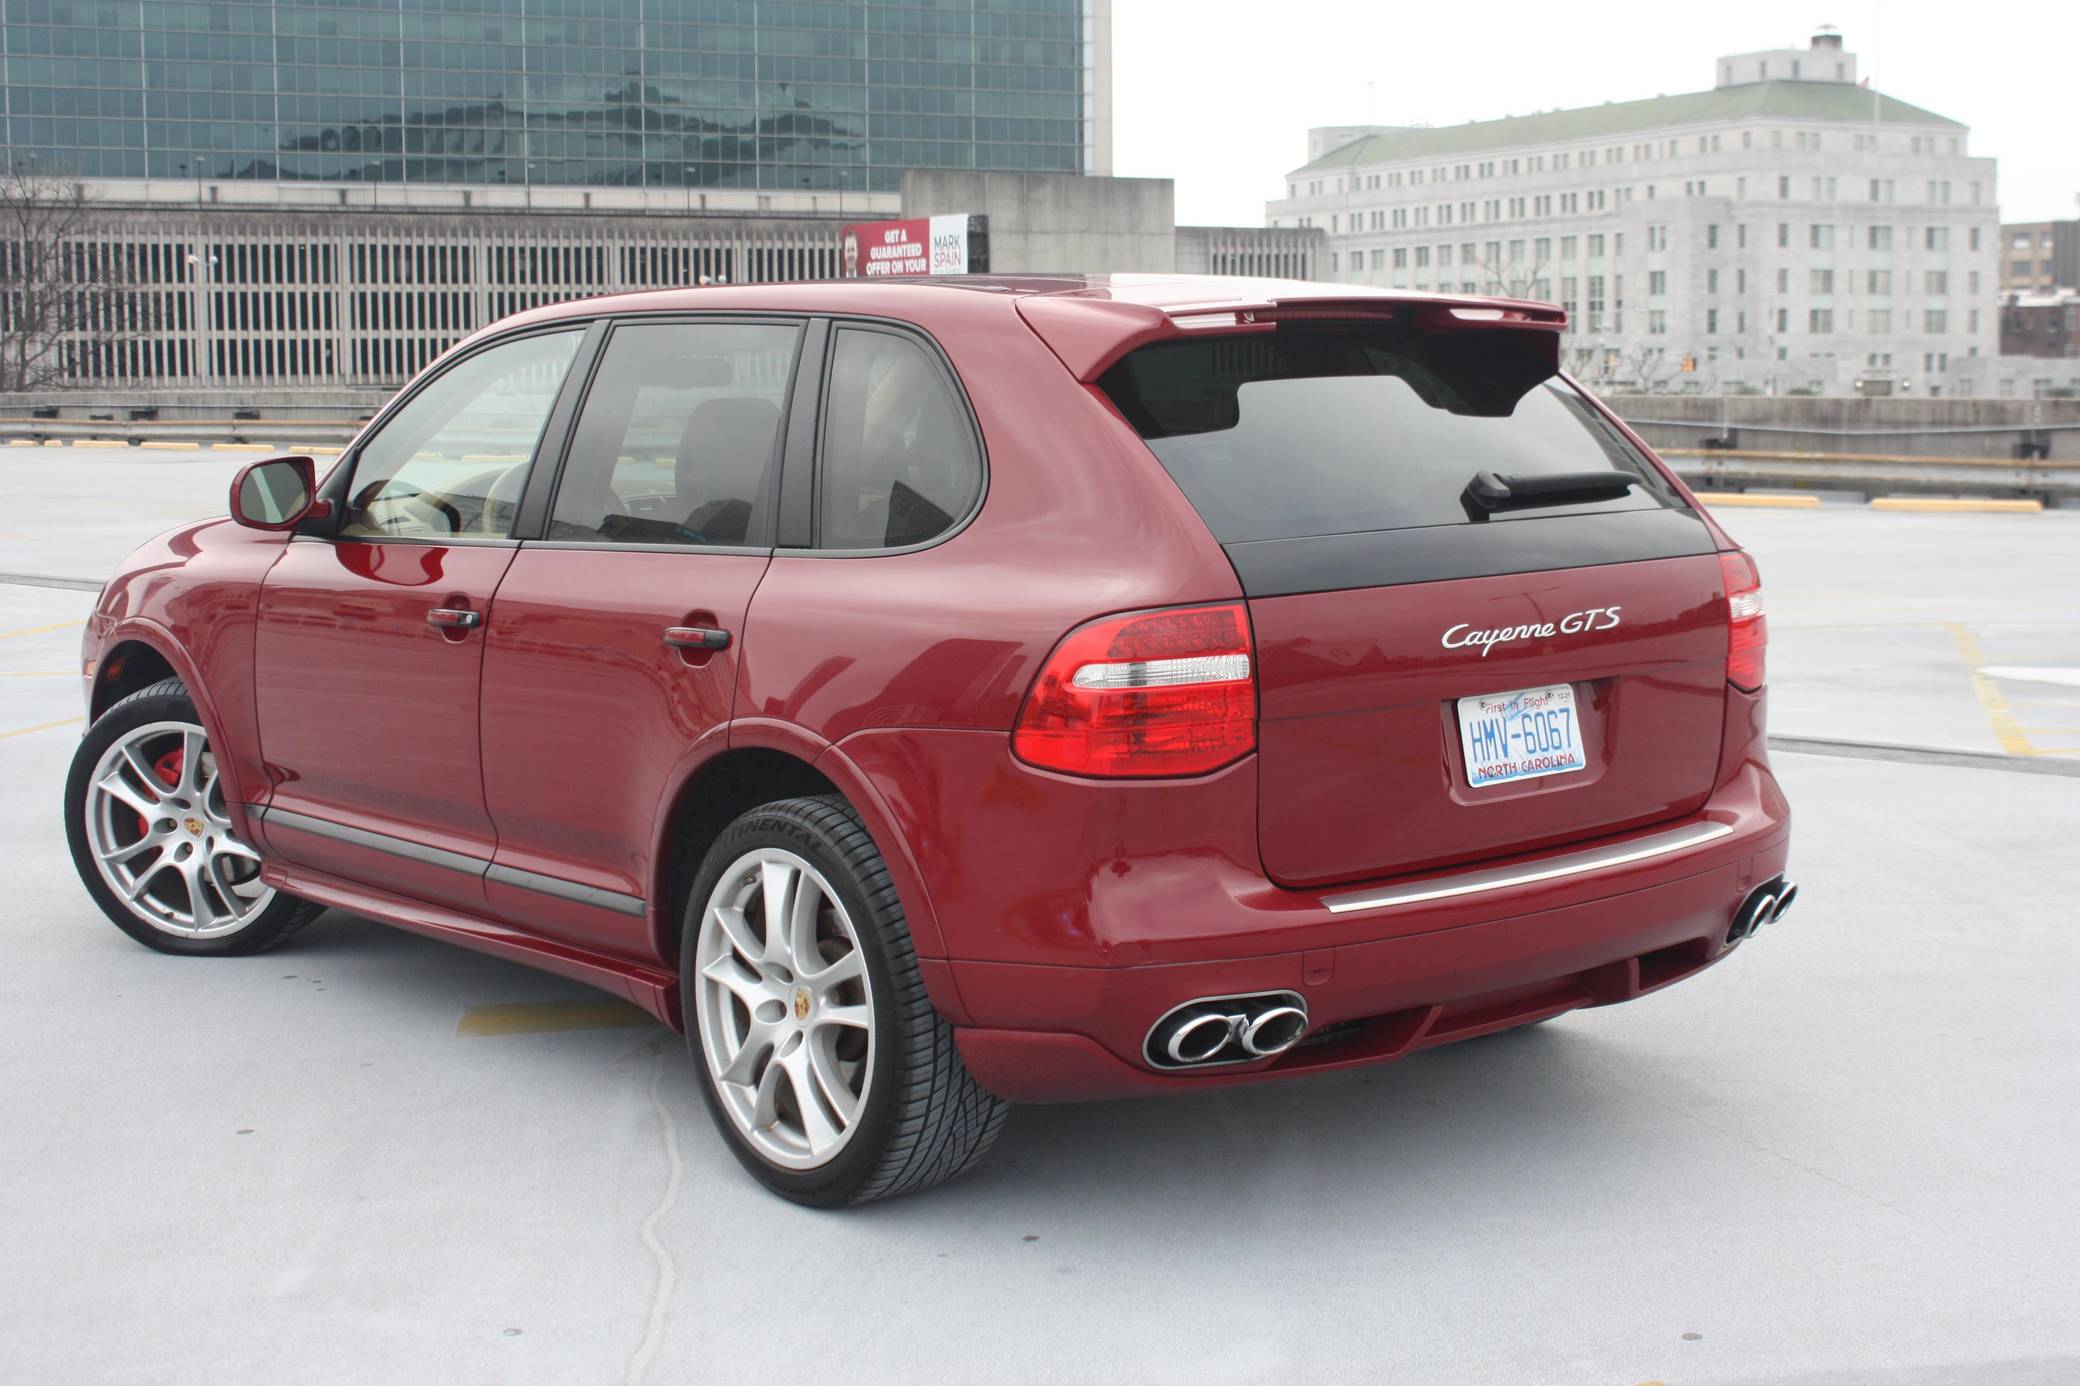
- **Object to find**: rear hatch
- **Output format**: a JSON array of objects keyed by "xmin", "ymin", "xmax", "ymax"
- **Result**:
[{"xmin": 1095, "ymin": 304, "xmax": 1728, "ymax": 888}]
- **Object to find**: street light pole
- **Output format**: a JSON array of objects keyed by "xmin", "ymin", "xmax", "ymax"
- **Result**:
[{"xmin": 185, "ymin": 251, "xmax": 219, "ymax": 383}]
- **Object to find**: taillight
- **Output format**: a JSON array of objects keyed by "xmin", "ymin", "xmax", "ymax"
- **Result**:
[
  {"xmin": 1012, "ymin": 602, "xmax": 1257, "ymax": 778},
  {"xmin": 1720, "ymin": 550, "xmax": 1766, "ymax": 691}
]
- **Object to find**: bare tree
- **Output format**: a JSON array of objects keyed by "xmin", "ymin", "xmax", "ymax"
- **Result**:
[
  {"xmin": 1474, "ymin": 252, "xmax": 1552, "ymax": 302},
  {"xmin": 1619, "ymin": 346, "xmax": 1677, "ymax": 395},
  {"xmin": 1, "ymin": 161, "xmax": 140, "ymax": 392}
]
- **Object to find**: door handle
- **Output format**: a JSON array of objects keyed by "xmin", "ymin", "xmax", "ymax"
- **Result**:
[
  {"xmin": 663, "ymin": 625, "xmax": 731, "ymax": 651},
  {"xmin": 427, "ymin": 607, "xmax": 481, "ymax": 630}
]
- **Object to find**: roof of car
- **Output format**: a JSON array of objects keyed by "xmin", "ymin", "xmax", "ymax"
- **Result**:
[
  {"xmin": 488, "ymin": 274, "xmax": 1565, "ymax": 383},
  {"xmin": 504, "ymin": 272, "xmax": 1540, "ymax": 322}
]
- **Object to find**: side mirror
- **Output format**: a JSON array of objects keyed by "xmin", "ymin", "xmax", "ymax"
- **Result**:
[{"xmin": 229, "ymin": 455, "xmax": 330, "ymax": 531}]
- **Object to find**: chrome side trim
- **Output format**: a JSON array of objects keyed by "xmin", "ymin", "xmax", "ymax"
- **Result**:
[
  {"xmin": 251, "ymin": 806, "xmax": 649, "ymax": 915},
  {"xmin": 487, "ymin": 864, "xmax": 646, "ymax": 917},
  {"xmin": 1320, "ymin": 821, "xmax": 1736, "ymax": 915},
  {"xmin": 253, "ymin": 805, "xmax": 488, "ymax": 876}
]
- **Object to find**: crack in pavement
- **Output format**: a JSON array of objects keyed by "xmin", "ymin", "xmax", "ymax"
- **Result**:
[{"xmin": 625, "ymin": 1042, "xmax": 686, "ymax": 1386}]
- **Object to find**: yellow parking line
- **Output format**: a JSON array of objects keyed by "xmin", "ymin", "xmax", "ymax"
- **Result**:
[
  {"xmin": 1871, "ymin": 497, "xmax": 2044, "ymax": 514},
  {"xmin": 1696, "ymin": 492, "xmax": 1822, "ymax": 509},
  {"xmin": 212, "ymin": 443, "xmax": 276, "ymax": 453},
  {"xmin": 457, "ymin": 998, "xmax": 659, "ymax": 1037},
  {"xmin": 1946, "ymin": 623, "xmax": 2037, "ymax": 756},
  {"xmin": 0, "ymin": 716, "xmax": 84, "ymax": 741},
  {"xmin": 0, "ymin": 620, "xmax": 86, "ymax": 641}
]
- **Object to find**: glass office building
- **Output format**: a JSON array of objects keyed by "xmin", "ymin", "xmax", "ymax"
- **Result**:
[{"xmin": 0, "ymin": 0, "xmax": 1096, "ymax": 192}]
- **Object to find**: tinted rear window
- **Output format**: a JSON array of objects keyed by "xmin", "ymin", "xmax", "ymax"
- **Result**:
[{"xmin": 1098, "ymin": 326, "xmax": 1683, "ymax": 543}]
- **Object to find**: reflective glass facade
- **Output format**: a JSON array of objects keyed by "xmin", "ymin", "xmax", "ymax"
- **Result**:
[{"xmin": 0, "ymin": 0, "xmax": 1089, "ymax": 192}]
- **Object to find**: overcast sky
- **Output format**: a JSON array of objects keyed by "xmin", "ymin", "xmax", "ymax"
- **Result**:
[{"xmin": 1113, "ymin": 0, "xmax": 2078, "ymax": 228}]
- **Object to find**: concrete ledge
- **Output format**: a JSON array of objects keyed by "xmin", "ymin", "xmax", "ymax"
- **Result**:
[
  {"xmin": 1870, "ymin": 497, "xmax": 2045, "ymax": 513},
  {"xmin": 137, "ymin": 441, "xmax": 199, "ymax": 451},
  {"xmin": 1696, "ymin": 492, "xmax": 1823, "ymax": 508}
]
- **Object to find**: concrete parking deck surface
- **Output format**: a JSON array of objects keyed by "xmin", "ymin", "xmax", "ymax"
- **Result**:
[{"xmin": 2, "ymin": 449, "xmax": 2076, "ymax": 1384}]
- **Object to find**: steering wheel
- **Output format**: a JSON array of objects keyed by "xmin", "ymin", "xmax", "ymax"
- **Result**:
[{"xmin": 352, "ymin": 477, "xmax": 463, "ymax": 536}]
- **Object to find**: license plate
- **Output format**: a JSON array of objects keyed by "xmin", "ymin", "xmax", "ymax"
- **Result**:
[{"xmin": 1456, "ymin": 684, "xmax": 1586, "ymax": 788}]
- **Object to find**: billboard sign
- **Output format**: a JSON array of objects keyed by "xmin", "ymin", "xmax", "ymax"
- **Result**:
[{"xmin": 840, "ymin": 214, "xmax": 989, "ymax": 278}]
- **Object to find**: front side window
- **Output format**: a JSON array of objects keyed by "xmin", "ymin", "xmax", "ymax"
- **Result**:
[
  {"xmin": 817, "ymin": 328, "xmax": 981, "ymax": 550},
  {"xmin": 339, "ymin": 330, "xmax": 581, "ymax": 539},
  {"xmin": 548, "ymin": 320, "xmax": 799, "ymax": 548}
]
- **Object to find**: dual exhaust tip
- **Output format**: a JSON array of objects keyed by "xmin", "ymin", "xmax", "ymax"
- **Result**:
[
  {"xmin": 1145, "ymin": 991, "xmax": 1309, "ymax": 1070},
  {"xmin": 1728, "ymin": 874, "xmax": 1799, "ymax": 945}
]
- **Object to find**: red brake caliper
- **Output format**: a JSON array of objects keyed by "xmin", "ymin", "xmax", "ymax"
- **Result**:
[{"xmin": 137, "ymin": 746, "xmax": 184, "ymax": 838}]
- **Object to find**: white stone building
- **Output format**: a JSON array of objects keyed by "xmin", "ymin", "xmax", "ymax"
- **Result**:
[{"xmin": 1267, "ymin": 32, "xmax": 2009, "ymax": 397}]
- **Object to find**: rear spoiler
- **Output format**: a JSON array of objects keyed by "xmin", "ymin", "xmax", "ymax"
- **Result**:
[{"xmin": 1016, "ymin": 293, "xmax": 1566, "ymax": 382}]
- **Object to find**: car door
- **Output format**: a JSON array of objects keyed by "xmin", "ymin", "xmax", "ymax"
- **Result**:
[
  {"xmin": 252, "ymin": 325, "xmax": 590, "ymax": 914},
  {"xmin": 476, "ymin": 316, "xmax": 807, "ymax": 961}
]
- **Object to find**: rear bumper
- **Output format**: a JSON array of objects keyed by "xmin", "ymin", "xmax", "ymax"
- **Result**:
[{"xmin": 948, "ymin": 765, "xmax": 1789, "ymax": 1103}]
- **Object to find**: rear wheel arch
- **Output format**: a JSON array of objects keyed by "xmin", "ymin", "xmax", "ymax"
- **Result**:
[
  {"xmin": 653, "ymin": 746, "xmax": 842, "ymax": 965},
  {"xmin": 650, "ymin": 735, "xmax": 954, "ymax": 973}
]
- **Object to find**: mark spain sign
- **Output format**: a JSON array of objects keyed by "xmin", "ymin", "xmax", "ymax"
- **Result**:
[{"xmin": 840, "ymin": 214, "xmax": 989, "ymax": 277}]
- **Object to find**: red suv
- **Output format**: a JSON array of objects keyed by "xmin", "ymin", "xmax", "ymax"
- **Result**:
[{"xmin": 64, "ymin": 276, "xmax": 1792, "ymax": 1205}]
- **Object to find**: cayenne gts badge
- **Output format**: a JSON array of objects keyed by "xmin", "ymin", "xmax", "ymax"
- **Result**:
[{"xmin": 1441, "ymin": 607, "xmax": 1623, "ymax": 657}]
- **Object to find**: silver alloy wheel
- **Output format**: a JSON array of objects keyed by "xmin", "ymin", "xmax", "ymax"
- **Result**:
[
  {"xmin": 82, "ymin": 720, "xmax": 274, "ymax": 939},
  {"xmin": 692, "ymin": 847, "xmax": 876, "ymax": 1170}
]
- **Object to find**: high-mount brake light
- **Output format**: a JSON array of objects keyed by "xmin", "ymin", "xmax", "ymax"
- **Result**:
[
  {"xmin": 1720, "ymin": 550, "xmax": 1767, "ymax": 691},
  {"xmin": 1012, "ymin": 603, "xmax": 1257, "ymax": 778}
]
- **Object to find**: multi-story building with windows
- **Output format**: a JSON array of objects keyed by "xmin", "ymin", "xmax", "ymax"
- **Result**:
[
  {"xmin": 1267, "ymin": 31, "xmax": 2003, "ymax": 396},
  {"xmin": 2000, "ymin": 220, "xmax": 2080, "ymax": 294},
  {"xmin": 1, "ymin": 0, "xmax": 1110, "ymax": 194},
  {"xmin": 0, "ymin": 0, "xmax": 1149, "ymax": 391}
]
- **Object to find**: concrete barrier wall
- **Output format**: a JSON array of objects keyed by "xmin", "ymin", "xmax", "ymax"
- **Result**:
[{"xmin": 1604, "ymin": 394, "xmax": 2080, "ymax": 461}]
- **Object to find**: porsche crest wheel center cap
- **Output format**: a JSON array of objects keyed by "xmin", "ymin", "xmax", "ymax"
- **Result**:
[
  {"xmin": 183, "ymin": 817, "xmax": 204, "ymax": 837},
  {"xmin": 793, "ymin": 987, "xmax": 812, "ymax": 1022}
]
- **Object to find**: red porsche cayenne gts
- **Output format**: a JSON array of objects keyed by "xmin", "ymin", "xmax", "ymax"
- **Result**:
[{"xmin": 64, "ymin": 275, "xmax": 1793, "ymax": 1204}]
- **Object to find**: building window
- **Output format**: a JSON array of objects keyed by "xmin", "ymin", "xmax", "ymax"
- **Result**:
[
  {"xmin": 1778, "ymin": 223, "xmax": 1790, "ymax": 248},
  {"xmin": 1926, "ymin": 310, "xmax": 1949, "ymax": 334},
  {"xmin": 1810, "ymin": 269, "xmax": 1834, "ymax": 294},
  {"xmin": 1809, "ymin": 309, "xmax": 1832, "ymax": 334},
  {"xmin": 1926, "ymin": 227, "xmax": 1949, "ymax": 252},
  {"xmin": 1648, "ymin": 270, "xmax": 1667, "ymax": 296},
  {"xmin": 1707, "ymin": 224, "xmax": 1720, "ymax": 249},
  {"xmin": 1868, "ymin": 269, "xmax": 1891, "ymax": 294},
  {"xmin": 1926, "ymin": 271, "xmax": 1948, "ymax": 296},
  {"xmin": 1871, "ymin": 226, "xmax": 1893, "ymax": 251}
]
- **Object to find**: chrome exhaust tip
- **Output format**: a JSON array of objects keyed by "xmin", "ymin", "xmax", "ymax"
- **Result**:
[
  {"xmin": 1242, "ymin": 1006, "xmax": 1309, "ymax": 1058},
  {"xmin": 1729, "ymin": 875, "xmax": 1796, "ymax": 944},
  {"xmin": 1145, "ymin": 992, "xmax": 1310, "ymax": 1070},
  {"xmin": 1770, "ymin": 882, "xmax": 1798, "ymax": 923}
]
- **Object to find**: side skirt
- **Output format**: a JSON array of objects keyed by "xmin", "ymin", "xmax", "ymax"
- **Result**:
[{"xmin": 260, "ymin": 859, "xmax": 682, "ymax": 1031}]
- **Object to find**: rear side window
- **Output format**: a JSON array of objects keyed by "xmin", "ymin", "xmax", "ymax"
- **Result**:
[
  {"xmin": 549, "ymin": 320, "xmax": 798, "ymax": 548},
  {"xmin": 817, "ymin": 327, "xmax": 981, "ymax": 550},
  {"xmin": 1097, "ymin": 327, "xmax": 1681, "ymax": 543}
]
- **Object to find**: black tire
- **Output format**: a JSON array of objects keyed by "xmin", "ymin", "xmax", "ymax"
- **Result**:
[
  {"xmin": 64, "ymin": 677, "xmax": 322, "ymax": 956},
  {"xmin": 679, "ymin": 795, "xmax": 1009, "ymax": 1206}
]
